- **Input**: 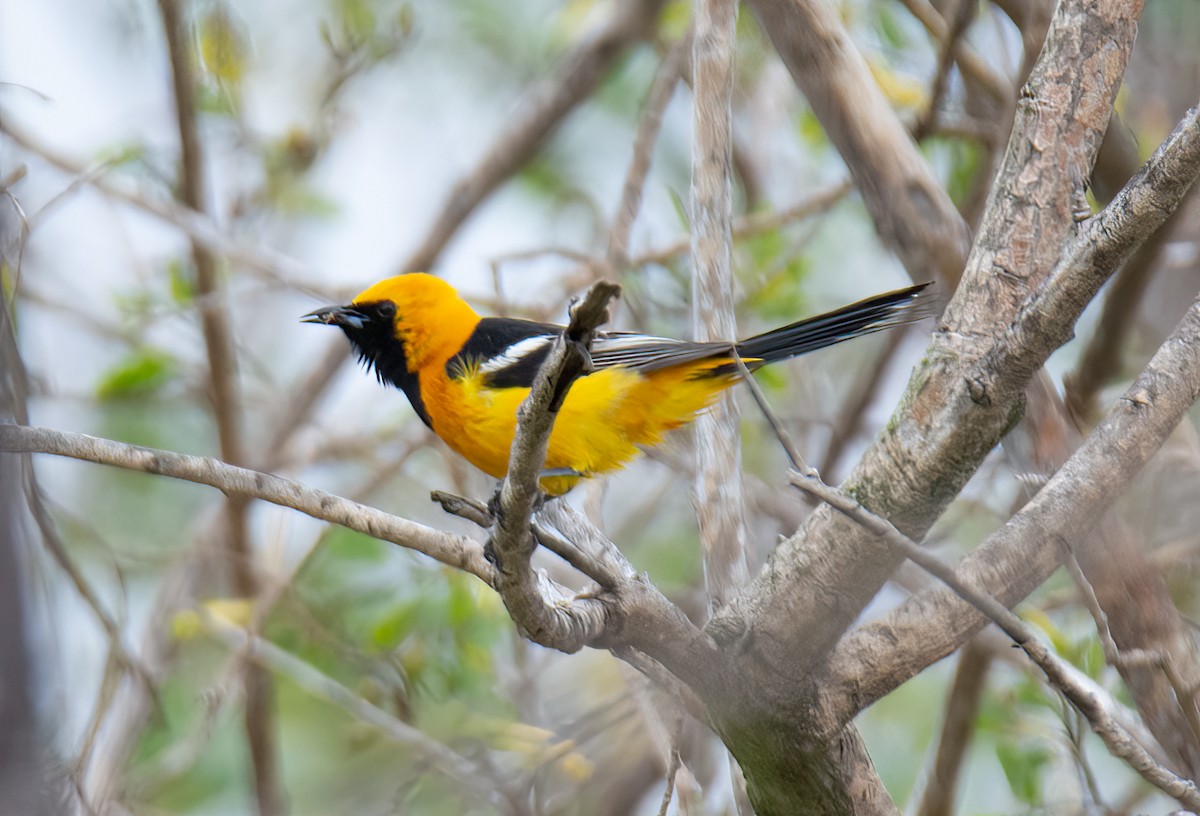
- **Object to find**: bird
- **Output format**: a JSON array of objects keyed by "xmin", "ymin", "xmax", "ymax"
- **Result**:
[{"xmin": 303, "ymin": 273, "xmax": 931, "ymax": 495}]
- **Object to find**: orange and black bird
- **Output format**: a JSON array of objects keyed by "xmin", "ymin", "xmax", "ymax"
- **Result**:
[{"xmin": 303, "ymin": 274, "xmax": 930, "ymax": 494}]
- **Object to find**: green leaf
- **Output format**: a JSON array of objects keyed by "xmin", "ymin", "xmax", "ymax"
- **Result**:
[
  {"xmin": 996, "ymin": 739, "xmax": 1052, "ymax": 805},
  {"xmin": 797, "ymin": 108, "xmax": 827, "ymax": 149},
  {"xmin": 96, "ymin": 349, "xmax": 177, "ymax": 400},
  {"xmin": 199, "ymin": 8, "xmax": 248, "ymax": 86},
  {"xmin": 323, "ymin": 526, "xmax": 389, "ymax": 563},
  {"xmin": 875, "ymin": 4, "xmax": 909, "ymax": 50},
  {"xmin": 167, "ymin": 259, "xmax": 194, "ymax": 305},
  {"xmin": 338, "ymin": 0, "xmax": 377, "ymax": 45},
  {"xmin": 667, "ymin": 186, "xmax": 690, "ymax": 231}
]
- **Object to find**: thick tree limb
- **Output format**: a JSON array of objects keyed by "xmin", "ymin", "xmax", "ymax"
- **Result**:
[{"xmin": 710, "ymin": 0, "xmax": 1150, "ymax": 687}]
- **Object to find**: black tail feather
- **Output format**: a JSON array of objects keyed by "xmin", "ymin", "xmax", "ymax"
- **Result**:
[{"xmin": 734, "ymin": 282, "xmax": 933, "ymax": 365}]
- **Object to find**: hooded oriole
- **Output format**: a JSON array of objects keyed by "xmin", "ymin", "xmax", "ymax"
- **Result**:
[{"xmin": 303, "ymin": 273, "xmax": 929, "ymax": 494}]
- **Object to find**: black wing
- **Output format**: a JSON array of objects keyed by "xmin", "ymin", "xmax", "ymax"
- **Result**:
[
  {"xmin": 446, "ymin": 317, "xmax": 559, "ymax": 388},
  {"xmin": 445, "ymin": 281, "xmax": 931, "ymax": 386}
]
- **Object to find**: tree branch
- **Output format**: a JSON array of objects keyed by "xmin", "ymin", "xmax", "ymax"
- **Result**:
[
  {"xmin": 913, "ymin": 639, "xmax": 991, "ymax": 816},
  {"xmin": 154, "ymin": 1, "xmax": 280, "ymax": 809},
  {"xmin": 0, "ymin": 118, "xmax": 323, "ymax": 297},
  {"xmin": 790, "ymin": 469, "xmax": 1200, "ymax": 811},
  {"xmin": 489, "ymin": 282, "xmax": 623, "ymax": 651},
  {"xmin": 483, "ymin": 282, "xmax": 723, "ymax": 692},
  {"xmin": 202, "ymin": 614, "xmax": 514, "ymax": 813},
  {"xmin": 0, "ymin": 424, "xmax": 494, "ymax": 583},
  {"xmin": 710, "ymin": 0, "xmax": 1151, "ymax": 689},
  {"xmin": 607, "ymin": 27, "xmax": 691, "ymax": 272},
  {"xmin": 690, "ymin": 0, "xmax": 748, "ymax": 612},
  {"xmin": 822, "ymin": 271, "xmax": 1200, "ymax": 728}
]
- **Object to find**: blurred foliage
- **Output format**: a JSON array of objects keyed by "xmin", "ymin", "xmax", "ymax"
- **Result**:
[
  {"xmin": 96, "ymin": 347, "xmax": 177, "ymax": 400},
  {"xmin": 8, "ymin": 0, "xmax": 1198, "ymax": 812}
]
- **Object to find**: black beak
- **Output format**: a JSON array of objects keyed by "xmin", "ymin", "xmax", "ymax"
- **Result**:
[{"xmin": 301, "ymin": 305, "xmax": 367, "ymax": 328}]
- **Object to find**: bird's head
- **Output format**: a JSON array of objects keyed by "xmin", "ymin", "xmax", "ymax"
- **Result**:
[{"xmin": 302, "ymin": 273, "xmax": 479, "ymax": 383}]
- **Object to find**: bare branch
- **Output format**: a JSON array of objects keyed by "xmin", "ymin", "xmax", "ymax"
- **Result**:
[
  {"xmin": 690, "ymin": 0, "xmax": 748, "ymax": 611},
  {"xmin": 0, "ymin": 424, "xmax": 493, "ymax": 583},
  {"xmin": 489, "ymin": 282, "xmax": 621, "ymax": 651},
  {"xmin": 898, "ymin": 0, "xmax": 1013, "ymax": 113},
  {"xmin": 914, "ymin": 639, "xmax": 991, "ymax": 816},
  {"xmin": 631, "ymin": 179, "xmax": 851, "ymax": 268},
  {"xmin": 154, "ymin": 2, "xmax": 279, "ymax": 806},
  {"xmin": 0, "ymin": 119, "xmax": 323, "ymax": 297},
  {"xmin": 608, "ymin": 27, "xmax": 692, "ymax": 271}
]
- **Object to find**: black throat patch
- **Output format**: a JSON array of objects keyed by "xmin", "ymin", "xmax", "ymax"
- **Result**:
[{"xmin": 339, "ymin": 301, "xmax": 433, "ymax": 429}]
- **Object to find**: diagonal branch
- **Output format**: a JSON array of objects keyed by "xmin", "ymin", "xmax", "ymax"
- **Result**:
[
  {"xmin": 790, "ymin": 470, "xmax": 1200, "ymax": 811},
  {"xmin": 607, "ymin": 27, "xmax": 692, "ymax": 272},
  {"xmin": 0, "ymin": 424, "xmax": 494, "ymax": 583},
  {"xmin": 486, "ymin": 281, "xmax": 722, "ymax": 688},
  {"xmin": 747, "ymin": 0, "xmax": 971, "ymax": 286},
  {"xmin": 489, "ymin": 282, "xmax": 622, "ymax": 651},
  {"xmin": 822, "ymin": 269, "xmax": 1200, "ymax": 729}
]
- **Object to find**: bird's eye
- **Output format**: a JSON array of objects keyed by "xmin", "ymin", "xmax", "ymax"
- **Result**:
[{"xmin": 377, "ymin": 302, "xmax": 397, "ymax": 319}]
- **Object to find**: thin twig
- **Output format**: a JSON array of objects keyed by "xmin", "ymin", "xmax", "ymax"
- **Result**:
[
  {"xmin": 607, "ymin": 26, "xmax": 693, "ymax": 271},
  {"xmin": 0, "ymin": 119, "xmax": 324, "ymax": 298},
  {"xmin": 819, "ymin": 327, "xmax": 908, "ymax": 478},
  {"xmin": 912, "ymin": 0, "xmax": 974, "ymax": 141},
  {"xmin": 897, "ymin": 0, "xmax": 1013, "ymax": 108},
  {"xmin": 656, "ymin": 739, "xmax": 682, "ymax": 816},
  {"xmin": 632, "ymin": 179, "xmax": 851, "ymax": 267}
]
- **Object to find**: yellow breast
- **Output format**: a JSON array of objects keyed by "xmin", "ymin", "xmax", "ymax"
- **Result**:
[{"xmin": 420, "ymin": 362, "xmax": 735, "ymax": 495}]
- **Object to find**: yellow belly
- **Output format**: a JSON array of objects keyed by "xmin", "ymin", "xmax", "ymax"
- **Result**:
[{"xmin": 420, "ymin": 364, "xmax": 734, "ymax": 495}]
